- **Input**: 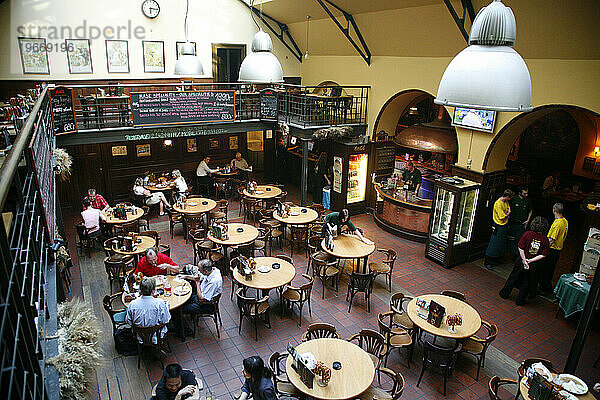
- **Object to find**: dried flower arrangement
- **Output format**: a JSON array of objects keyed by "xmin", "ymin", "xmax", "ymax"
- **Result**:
[
  {"xmin": 47, "ymin": 299, "xmax": 103, "ymax": 400},
  {"xmin": 53, "ymin": 148, "xmax": 73, "ymax": 182},
  {"xmin": 312, "ymin": 126, "xmax": 354, "ymax": 140}
]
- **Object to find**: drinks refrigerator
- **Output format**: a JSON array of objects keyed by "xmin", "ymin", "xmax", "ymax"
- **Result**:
[
  {"xmin": 425, "ymin": 177, "xmax": 481, "ymax": 268},
  {"xmin": 330, "ymin": 141, "xmax": 370, "ymax": 214}
]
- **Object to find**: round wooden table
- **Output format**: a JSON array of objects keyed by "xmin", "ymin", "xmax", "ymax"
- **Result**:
[
  {"xmin": 243, "ymin": 185, "xmax": 282, "ymax": 199},
  {"xmin": 519, "ymin": 377, "xmax": 596, "ymax": 400},
  {"xmin": 285, "ymin": 338, "xmax": 375, "ymax": 400},
  {"xmin": 144, "ymin": 181, "xmax": 176, "ymax": 192},
  {"xmin": 213, "ymin": 169, "xmax": 238, "ymax": 178},
  {"xmin": 122, "ymin": 275, "xmax": 192, "ymax": 311},
  {"xmin": 407, "ymin": 294, "xmax": 481, "ymax": 339},
  {"xmin": 233, "ymin": 256, "xmax": 295, "ymax": 290},
  {"xmin": 273, "ymin": 207, "xmax": 318, "ymax": 225},
  {"xmin": 321, "ymin": 233, "xmax": 375, "ymax": 273},
  {"xmin": 111, "ymin": 235, "xmax": 156, "ymax": 257},
  {"xmin": 104, "ymin": 206, "xmax": 144, "ymax": 224},
  {"xmin": 173, "ymin": 198, "xmax": 216, "ymax": 214},
  {"xmin": 207, "ymin": 223, "xmax": 259, "ymax": 246}
]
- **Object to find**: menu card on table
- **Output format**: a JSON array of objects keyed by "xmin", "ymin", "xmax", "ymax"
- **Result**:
[
  {"xmin": 427, "ymin": 301, "xmax": 446, "ymax": 328},
  {"xmin": 287, "ymin": 344, "xmax": 314, "ymax": 389}
]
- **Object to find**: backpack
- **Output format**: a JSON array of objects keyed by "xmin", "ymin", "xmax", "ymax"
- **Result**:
[{"xmin": 114, "ymin": 328, "xmax": 138, "ymax": 356}]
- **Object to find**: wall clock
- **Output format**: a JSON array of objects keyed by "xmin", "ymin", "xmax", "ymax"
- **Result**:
[{"xmin": 141, "ymin": 0, "xmax": 160, "ymax": 19}]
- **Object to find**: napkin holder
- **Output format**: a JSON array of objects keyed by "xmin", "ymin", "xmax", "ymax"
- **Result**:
[
  {"xmin": 427, "ymin": 300, "xmax": 445, "ymax": 328},
  {"xmin": 528, "ymin": 372, "xmax": 552, "ymax": 400},
  {"xmin": 287, "ymin": 344, "xmax": 314, "ymax": 389}
]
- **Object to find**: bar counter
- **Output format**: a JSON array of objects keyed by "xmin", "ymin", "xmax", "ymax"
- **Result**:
[{"xmin": 373, "ymin": 182, "xmax": 433, "ymax": 242}]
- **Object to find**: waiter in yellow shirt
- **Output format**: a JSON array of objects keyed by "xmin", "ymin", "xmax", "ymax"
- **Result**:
[
  {"xmin": 485, "ymin": 189, "xmax": 514, "ymax": 270},
  {"xmin": 539, "ymin": 203, "xmax": 568, "ymax": 294}
]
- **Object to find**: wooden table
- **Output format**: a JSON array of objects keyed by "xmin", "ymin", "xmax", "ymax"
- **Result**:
[
  {"xmin": 144, "ymin": 181, "xmax": 176, "ymax": 192},
  {"xmin": 173, "ymin": 198, "xmax": 216, "ymax": 214},
  {"xmin": 321, "ymin": 233, "xmax": 375, "ymax": 273},
  {"xmin": 233, "ymin": 256, "xmax": 295, "ymax": 291},
  {"xmin": 122, "ymin": 275, "xmax": 192, "ymax": 311},
  {"xmin": 104, "ymin": 206, "xmax": 144, "ymax": 225},
  {"xmin": 208, "ymin": 223, "xmax": 259, "ymax": 247},
  {"xmin": 407, "ymin": 294, "xmax": 481, "ymax": 339},
  {"xmin": 519, "ymin": 377, "xmax": 596, "ymax": 400},
  {"xmin": 273, "ymin": 207, "xmax": 318, "ymax": 225},
  {"xmin": 213, "ymin": 169, "xmax": 238, "ymax": 178},
  {"xmin": 285, "ymin": 338, "xmax": 375, "ymax": 400},
  {"xmin": 243, "ymin": 185, "xmax": 282, "ymax": 200},
  {"xmin": 111, "ymin": 235, "xmax": 156, "ymax": 258}
]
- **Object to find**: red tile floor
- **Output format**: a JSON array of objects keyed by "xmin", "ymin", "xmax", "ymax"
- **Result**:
[{"xmin": 62, "ymin": 187, "xmax": 600, "ymax": 400}]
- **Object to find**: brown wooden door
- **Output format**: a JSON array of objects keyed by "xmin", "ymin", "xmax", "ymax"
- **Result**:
[{"xmin": 57, "ymin": 144, "xmax": 105, "ymax": 211}]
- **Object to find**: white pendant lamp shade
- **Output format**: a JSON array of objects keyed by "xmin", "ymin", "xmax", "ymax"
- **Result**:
[
  {"xmin": 435, "ymin": 0, "xmax": 532, "ymax": 112},
  {"xmin": 174, "ymin": 42, "xmax": 204, "ymax": 76},
  {"xmin": 239, "ymin": 30, "xmax": 284, "ymax": 83}
]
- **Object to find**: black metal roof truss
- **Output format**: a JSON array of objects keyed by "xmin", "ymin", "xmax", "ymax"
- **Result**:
[{"xmin": 443, "ymin": 0, "xmax": 477, "ymax": 43}]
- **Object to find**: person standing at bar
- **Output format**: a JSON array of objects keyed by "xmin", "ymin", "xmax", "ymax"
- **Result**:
[
  {"xmin": 485, "ymin": 189, "xmax": 514, "ymax": 270},
  {"xmin": 196, "ymin": 155, "xmax": 218, "ymax": 196},
  {"xmin": 539, "ymin": 203, "xmax": 568, "ymax": 294},
  {"xmin": 311, "ymin": 152, "xmax": 330, "ymax": 204},
  {"xmin": 401, "ymin": 161, "xmax": 422, "ymax": 195},
  {"xmin": 509, "ymin": 186, "xmax": 532, "ymax": 257}
]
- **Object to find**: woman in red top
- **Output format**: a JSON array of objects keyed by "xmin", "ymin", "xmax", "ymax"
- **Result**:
[
  {"xmin": 499, "ymin": 216, "xmax": 550, "ymax": 306},
  {"xmin": 134, "ymin": 247, "xmax": 180, "ymax": 277}
]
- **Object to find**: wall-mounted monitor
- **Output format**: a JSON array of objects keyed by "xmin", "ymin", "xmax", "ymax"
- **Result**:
[{"xmin": 452, "ymin": 107, "xmax": 497, "ymax": 133}]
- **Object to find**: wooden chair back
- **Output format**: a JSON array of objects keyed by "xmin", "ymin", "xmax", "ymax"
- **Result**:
[
  {"xmin": 390, "ymin": 292, "xmax": 412, "ymax": 314},
  {"xmin": 422, "ymin": 340, "xmax": 461, "ymax": 369},
  {"xmin": 349, "ymin": 271, "xmax": 375, "ymax": 293},
  {"xmin": 102, "ymin": 292, "xmax": 125, "ymax": 333},
  {"xmin": 488, "ymin": 376, "xmax": 518, "ymax": 400},
  {"xmin": 303, "ymin": 323, "xmax": 340, "ymax": 341},
  {"xmin": 440, "ymin": 290, "xmax": 467, "ymax": 302},
  {"xmin": 274, "ymin": 254, "xmax": 293, "ymax": 264},
  {"xmin": 139, "ymin": 230, "xmax": 160, "ymax": 245}
]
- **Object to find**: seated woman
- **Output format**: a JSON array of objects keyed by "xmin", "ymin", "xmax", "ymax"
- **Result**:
[
  {"xmin": 172, "ymin": 169, "xmax": 188, "ymax": 202},
  {"xmin": 238, "ymin": 356, "xmax": 276, "ymax": 400},
  {"xmin": 133, "ymin": 177, "xmax": 171, "ymax": 216}
]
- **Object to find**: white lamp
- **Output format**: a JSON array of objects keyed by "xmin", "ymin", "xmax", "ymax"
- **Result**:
[
  {"xmin": 174, "ymin": 0, "xmax": 204, "ymax": 76},
  {"xmin": 435, "ymin": 0, "xmax": 532, "ymax": 112}
]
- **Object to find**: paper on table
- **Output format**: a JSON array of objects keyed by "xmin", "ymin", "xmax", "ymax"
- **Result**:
[{"xmin": 362, "ymin": 237, "xmax": 374, "ymax": 245}]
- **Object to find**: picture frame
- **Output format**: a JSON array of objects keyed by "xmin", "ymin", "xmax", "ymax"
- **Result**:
[
  {"xmin": 106, "ymin": 40, "xmax": 130, "ymax": 73},
  {"xmin": 143, "ymin": 40, "xmax": 165, "ymax": 73},
  {"xmin": 18, "ymin": 37, "xmax": 50, "ymax": 74},
  {"xmin": 583, "ymin": 156, "xmax": 595, "ymax": 171},
  {"xmin": 66, "ymin": 39, "xmax": 92, "ymax": 74},
  {"xmin": 187, "ymin": 138, "xmax": 197, "ymax": 152},
  {"xmin": 111, "ymin": 145, "xmax": 127, "ymax": 156},
  {"xmin": 176, "ymin": 41, "xmax": 196, "ymax": 59},
  {"xmin": 209, "ymin": 138, "xmax": 220, "ymax": 150},
  {"xmin": 136, "ymin": 143, "xmax": 151, "ymax": 157},
  {"xmin": 229, "ymin": 136, "xmax": 238, "ymax": 150},
  {"xmin": 594, "ymin": 162, "xmax": 600, "ymax": 175}
]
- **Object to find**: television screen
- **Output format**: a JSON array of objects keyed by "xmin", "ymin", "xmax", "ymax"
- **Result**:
[{"xmin": 452, "ymin": 107, "xmax": 496, "ymax": 133}]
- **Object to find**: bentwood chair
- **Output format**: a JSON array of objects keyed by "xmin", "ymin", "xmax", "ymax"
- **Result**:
[
  {"xmin": 460, "ymin": 320, "xmax": 498, "ymax": 381},
  {"xmin": 132, "ymin": 323, "xmax": 171, "ymax": 369},
  {"xmin": 184, "ymin": 213, "xmax": 205, "ymax": 243},
  {"xmin": 75, "ymin": 223, "xmax": 94, "ymax": 258},
  {"xmin": 281, "ymin": 274, "xmax": 314, "ymax": 326},
  {"xmin": 440, "ymin": 290, "xmax": 467, "ymax": 302},
  {"xmin": 347, "ymin": 329, "xmax": 386, "ymax": 369},
  {"xmin": 368, "ymin": 249, "xmax": 397, "ymax": 292},
  {"xmin": 210, "ymin": 199, "xmax": 229, "ymax": 224},
  {"xmin": 346, "ymin": 271, "xmax": 375, "ymax": 313},
  {"xmin": 489, "ymin": 376, "xmax": 519, "ymax": 400},
  {"xmin": 378, "ymin": 311, "xmax": 413, "ymax": 368},
  {"xmin": 184, "ymin": 293, "xmax": 223, "ymax": 339},
  {"xmin": 102, "ymin": 292, "xmax": 127, "ymax": 335},
  {"xmin": 253, "ymin": 227, "xmax": 270, "ymax": 257},
  {"xmin": 236, "ymin": 288, "xmax": 271, "ymax": 341},
  {"xmin": 515, "ymin": 359, "xmax": 554, "ymax": 400},
  {"xmin": 359, "ymin": 367, "xmax": 405, "ymax": 400},
  {"xmin": 268, "ymin": 352, "xmax": 302, "ymax": 398},
  {"xmin": 104, "ymin": 257, "xmax": 134, "ymax": 293},
  {"xmin": 289, "ymin": 225, "xmax": 309, "ymax": 256},
  {"xmin": 307, "ymin": 235, "xmax": 328, "ymax": 275},
  {"xmin": 312, "ymin": 256, "xmax": 341, "ymax": 299},
  {"xmin": 260, "ymin": 218, "xmax": 283, "ymax": 250},
  {"xmin": 166, "ymin": 208, "xmax": 184, "ymax": 238},
  {"xmin": 302, "ymin": 322, "xmax": 340, "ymax": 342},
  {"xmin": 139, "ymin": 230, "xmax": 160, "ymax": 246},
  {"xmin": 416, "ymin": 340, "xmax": 462, "ymax": 396}
]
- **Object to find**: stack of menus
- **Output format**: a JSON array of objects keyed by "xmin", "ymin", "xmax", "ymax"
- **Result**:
[
  {"xmin": 287, "ymin": 343, "xmax": 314, "ymax": 389},
  {"xmin": 427, "ymin": 300, "xmax": 446, "ymax": 328}
]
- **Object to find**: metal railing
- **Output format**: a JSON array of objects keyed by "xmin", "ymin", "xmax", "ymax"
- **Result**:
[
  {"xmin": 65, "ymin": 82, "xmax": 369, "ymax": 131},
  {"xmin": 0, "ymin": 87, "xmax": 59, "ymax": 400}
]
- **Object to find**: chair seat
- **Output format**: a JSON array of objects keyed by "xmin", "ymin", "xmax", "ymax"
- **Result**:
[
  {"xmin": 254, "ymin": 240, "xmax": 266, "ymax": 249},
  {"xmin": 109, "ymin": 254, "xmax": 133, "ymax": 264},
  {"xmin": 249, "ymin": 302, "xmax": 270, "ymax": 316},
  {"xmin": 462, "ymin": 338, "xmax": 484, "ymax": 354},
  {"xmin": 390, "ymin": 333, "xmax": 412, "ymax": 347},
  {"xmin": 312, "ymin": 251, "xmax": 329, "ymax": 262},
  {"xmin": 277, "ymin": 381, "xmax": 301, "ymax": 396},
  {"xmin": 324, "ymin": 266, "xmax": 340, "ymax": 277},
  {"xmin": 281, "ymin": 288, "xmax": 301, "ymax": 301},
  {"xmin": 210, "ymin": 252, "xmax": 224, "ymax": 262},
  {"xmin": 113, "ymin": 310, "xmax": 127, "ymax": 323},
  {"xmin": 393, "ymin": 312, "xmax": 414, "ymax": 330},
  {"xmin": 360, "ymin": 385, "xmax": 391, "ymax": 400},
  {"xmin": 368, "ymin": 353, "xmax": 380, "ymax": 367},
  {"xmin": 211, "ymin": 211, "xmax": 226, "ymax": 219},
  {"xmin": 369, "ymin": 262, "xmax": 390, "ymax": 274},
  {"xmin": 172, "ymin": 215, "xmax": 183, "ymax": 222},
  {"xmin": 270, "ymin": 229, "xmax": 283, "ymax": 238}
]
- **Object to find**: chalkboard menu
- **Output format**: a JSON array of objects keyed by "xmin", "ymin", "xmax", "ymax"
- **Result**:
[
  {"xmin": 260, "ymin": 89, "xmax": 278, "ymax": 120},
  {"xmin": 48, "ymin": 86, "xmax": 76, "ymax": 134},
  {"xmin": 28, "ymin": 114, "xmax": 55, "ymax": 241},
  {"xmin": 130, "ymin": 91, "xmax": 235, "ymax": 127}
]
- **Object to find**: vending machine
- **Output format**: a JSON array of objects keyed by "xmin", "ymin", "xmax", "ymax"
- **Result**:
[{"xmin": 330, "ymin": 141, "xmax": 371, "ymax": 214}]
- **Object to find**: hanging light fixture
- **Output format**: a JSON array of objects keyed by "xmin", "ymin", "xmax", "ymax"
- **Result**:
[
  {"xmin": 174, "ymin": 0, "xmax": 204, "ymax": 76},
  {"xmin": 304, "ymin": 16, "xmax": 311, "ymax": 59},
  {"xmin": 239, "ymin": 0, "xmax": 284, "ymax": 83},
  {"xmin": 435, "ymin": 0, "xmax": 532, "ymax": 112}
]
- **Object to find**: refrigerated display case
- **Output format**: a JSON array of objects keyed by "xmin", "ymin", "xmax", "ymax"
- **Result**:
[
  {"xmin": 426, "ymin": 177, "xmax": 480, "ymax": 268},
  {"xmin": 347, "ymin": 153, "xmax": 368, "ymax": 204},
  {"xmin": 330, "ymin": 141, "xmax": 370, "ymax": 214}
]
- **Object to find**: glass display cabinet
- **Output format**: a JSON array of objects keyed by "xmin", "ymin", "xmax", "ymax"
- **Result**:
[
  {"xmin": 426, "ymin": 177, "xmax": 480, "ymax": 268},
  {"xmin": 330, "ymin": 141, "xmax": 371, "ymax": 214}
]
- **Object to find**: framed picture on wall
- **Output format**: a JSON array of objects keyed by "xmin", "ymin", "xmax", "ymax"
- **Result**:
[
  {"xmin": 209, "ymin": 138, "xmax": 220, "ymax": 150},
  {"xmin": 66, "ymin": 39, "xmax": 93, "ymax": 73},
  {"xmin": 187, "ymin": 138, "xmax": 197, "ymax": 152},
  {"xmin": 18, "ymin": 37, "xmax": 50, "ymax": 74},
  {"xmin": 136, "ymin": 144, "xmax": 151, "ymax": 157},
  {"xmin": 143, "ymin": 40, "xmax": 165, "ymax": 72},
  {"xmin": 111, "ymin": 145, "xmax": 127, "ymax": 156},
  {"xmin": 583, "ymin": 157, "xmax": 595, "ymax": 171},
  {"xmin": 106, "ymin": 40, "xmax": 130, "ymax": 73},
  {"xmin": 229, "ymin": 136, "xmax": 238, "ymax": 150},
  {"xmin": 176, "ymin": 41, "xmax": 196, "ymax": 59}
]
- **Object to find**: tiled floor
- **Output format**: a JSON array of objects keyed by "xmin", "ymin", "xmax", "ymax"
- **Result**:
[{"xmin": 62, "ymin": 185, "xmax": 600, "ymax": 400}]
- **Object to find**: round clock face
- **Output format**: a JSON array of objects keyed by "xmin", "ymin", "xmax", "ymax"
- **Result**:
[{"xmin": 141, "ymin": 0, "xmax": 160, "ymax": 18}]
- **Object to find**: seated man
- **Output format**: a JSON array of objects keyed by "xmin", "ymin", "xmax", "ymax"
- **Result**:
[
  {"xmin": 231, "ymin": 152, "xmax": 252, "ymax": 180},
  {"xmin": 81, "ymin": 198, "xmax": 106, "ymax": 238},
  {"xmin": 84, "ymin": 188, "xmax": 110, "ymax": 211},
  {"xmin": 125, "ymin": 277, "xmax": 171, "ymax": 343},
  {"xmin": 180, "ymin": 260, "xmax": 223, "ymax": 314},
  {"xmin": 153, "ymin": 363, "xmax": 201, "ymax": 400},
  {"xmin": 135, "ymin": 247, "xmax": 181, "ymax": 277}
]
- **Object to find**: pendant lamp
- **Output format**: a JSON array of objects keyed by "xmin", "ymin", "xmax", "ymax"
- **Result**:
[
  {"xmin": 239, "ymin": 1, "xmax": 284, "ymax": 83},
  {"xmin": 435, "ymin": 0, "xmax": 532, "ymax": 112},
  {"xmin": 174, "ymin": 0, "xmax": 204, "ymax": 76}
]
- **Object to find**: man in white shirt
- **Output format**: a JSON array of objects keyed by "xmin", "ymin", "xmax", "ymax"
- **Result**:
[
  {"xmin": 81, "ymin": 198, "xmax": 106, "ymax": 238},
  {"xmin": 180, "ymin": 260, "xmax": 223, "ymax": 314},
  {"xmin": 230, "ymin": 152, "xmax": 252, "ymax": 180},
  {"xmin": 125, "ymin": 277, "xmax": 171, "ymax": 344},
  {"xmin": 196, "ymin": 156, "xmax": 219, "ymax": 196}
]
